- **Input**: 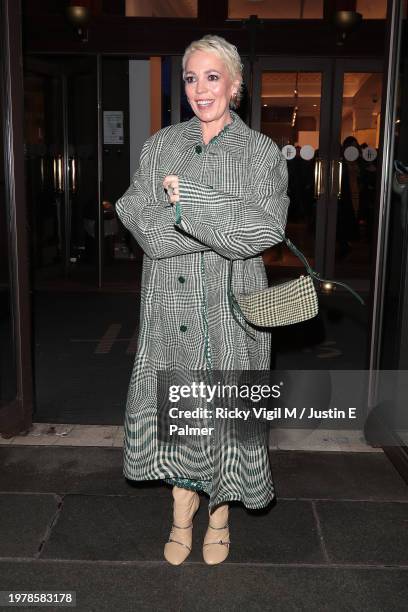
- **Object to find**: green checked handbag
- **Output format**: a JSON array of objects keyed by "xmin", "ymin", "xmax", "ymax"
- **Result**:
[{"xmin": 227, "ymin": 228, "xmax": 365, "ymax": 335}]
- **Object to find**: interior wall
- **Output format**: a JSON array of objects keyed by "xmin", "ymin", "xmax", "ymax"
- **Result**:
[
  {"xmin": 102, "ymin": 58, "xmax": 130, "ymax": 204},
  {"xmin": 129, "ymin": 59, "xmax": 150, "ymax": 179},
  {"xmin": 150, "ymin": 57, "xmax": 162, "ymax": 134}
]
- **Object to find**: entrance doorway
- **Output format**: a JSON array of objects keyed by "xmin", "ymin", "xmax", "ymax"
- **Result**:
[
  {"xmin": 24, "ymin": 56, "xmax": 136, "ymax": 425},
  {"xmin": 251, "ymin": 57, "xmax": 383, "ymax": 370},
  {"xmin": 23, "ymin": 53, "xmax": 384, "ymax": 424}
]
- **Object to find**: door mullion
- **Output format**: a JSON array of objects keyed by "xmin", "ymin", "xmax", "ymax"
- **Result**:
[
  {"xmin": 315, "ymin": 59, "xmax": 335, "ymax": 276},
  {"xmin": 324, "ymin": 59, "xmax": 344, "ymax": 279}
]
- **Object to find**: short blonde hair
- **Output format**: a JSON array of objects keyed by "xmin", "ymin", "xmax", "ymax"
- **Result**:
[{"xmin": 182, "ymin": 34, "xmax": 244, "ymax": 109}]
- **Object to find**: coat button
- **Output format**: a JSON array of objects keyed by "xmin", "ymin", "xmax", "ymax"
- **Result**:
[
  {"xmin": 195, "ymin": 145, "xmax": 202, "ymax": 154},
  {"xmin": 178, "ymin": 276, "xmax": 185, "ymax": 283},
  {"xmin": 180, "ymin": 324, "xmax": 187, "ymax": 332}
]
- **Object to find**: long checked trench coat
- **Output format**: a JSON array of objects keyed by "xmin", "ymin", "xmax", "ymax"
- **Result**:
[{"xmin": 115, "ymin": 109, "xmax": 290, "ymax": 512}]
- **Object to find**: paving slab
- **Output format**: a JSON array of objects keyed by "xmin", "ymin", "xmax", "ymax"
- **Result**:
[
  {"xmin": 40, "ymin": 494, "xmax": 173, "ymax": 561},
  {"xmin": 315, "ymin": 500, "xmax": 408, "ymax": 564},
  {"xmin": 39, "ymin": 494, "xmax": 324, "ymax": 565},
  {"xmin": 0, "ymin": 494, "xmax": 58, "ymax": 557},
  {"xmin": 0, "ymin": 446, "xmax": 168, "ymax": 496},
  {"xmin": 271, "ymin": 450, "xmax": 408, "ymax": 500},
  {"xmin": 187, "ymin": 499, "xmax": 324, "ymax": 564},
  {"xmin": 2, "ymin": 447, "xmax": 407, "ymax": 502},
  {"xmin": 181, "ymin": 565, "xmax": 408, "ymax": 612},
  {"xmin": 0, "ymin": 560, "xmax": 181, "ymax": 612}
]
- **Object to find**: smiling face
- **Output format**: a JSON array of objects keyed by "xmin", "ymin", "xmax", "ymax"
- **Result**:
[{"xmin": 183, "ymin": 50, "xmax": 240, "ymax": 125}]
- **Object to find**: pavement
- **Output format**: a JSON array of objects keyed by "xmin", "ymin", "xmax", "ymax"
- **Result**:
[{"xmin": 1, "ymin": 445, "xmax": 408, "ymax": 611}]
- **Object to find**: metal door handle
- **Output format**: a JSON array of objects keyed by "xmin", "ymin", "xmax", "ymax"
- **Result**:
[
  {"xmin": 53, "ymin": 155, "xmax": 64, "ymax": 192},
  {"xmin": 330, "ymin": 159, "xmax": 343, "ymax": 199},
  {"xmin": 68, "ymin": 157, "xmax": 77, "ymax": 193},
  {"xmin": 314, "ymin": 158, "xmax": 324, "ymax": 198}
]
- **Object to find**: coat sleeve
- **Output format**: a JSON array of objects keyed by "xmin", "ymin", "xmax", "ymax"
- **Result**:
[
  {"xmin": 114, "ymin": 134, "xmax": 211, "ymax": 260},
  {"xmin": 174, "ymin": 142, "xmax": 290, "ymax": 259}
]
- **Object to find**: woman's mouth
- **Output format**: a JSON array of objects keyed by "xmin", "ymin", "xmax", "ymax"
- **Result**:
[{"xmin": 196, "ymin": 100, "xmax": 214, "ymax": 108}]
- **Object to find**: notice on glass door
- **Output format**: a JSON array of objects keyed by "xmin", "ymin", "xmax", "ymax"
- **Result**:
[{"xmin": 103, "ymin": 111, "xmax": 124, "ymax": 144}]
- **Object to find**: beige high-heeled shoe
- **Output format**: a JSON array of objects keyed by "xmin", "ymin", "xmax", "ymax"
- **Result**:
[
  {"xmin": 163, "ymin": 486, "xmax": 200, "ymax": 565},
  {"xmin": 202, "ymin": 503, "xmax": 230, "ymax": 565}
]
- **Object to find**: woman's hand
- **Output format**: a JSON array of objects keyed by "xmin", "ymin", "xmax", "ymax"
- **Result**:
[{"xmin": 163, "ymin": 175, "xmax": 180, "ymax": 204}]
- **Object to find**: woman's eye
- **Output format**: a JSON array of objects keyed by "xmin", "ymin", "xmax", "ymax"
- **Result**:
[
  {"xmin": 208, "ymin": 74, "xmax": 219, "ymax": 81},
  {"xmin": 184, "ymin": 76, "xmax": 195, "ymax": 84}
]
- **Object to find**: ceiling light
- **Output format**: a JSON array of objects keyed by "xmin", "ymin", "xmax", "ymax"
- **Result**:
[
  {"xmin": 66, "ymin": 5, "xmax": 90, "ymax": 42},
  {"xmin": 333, "ymin": 10, "xmax": 363, "ymax": 46}
]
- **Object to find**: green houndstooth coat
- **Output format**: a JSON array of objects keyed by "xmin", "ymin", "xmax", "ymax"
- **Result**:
[{"xmin": 115, "ymin": 109, "xmax": 290, "ymax": 512}]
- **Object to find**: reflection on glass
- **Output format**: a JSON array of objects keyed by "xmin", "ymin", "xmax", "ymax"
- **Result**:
[
  {"xmin": 126, "ymin": 0, "xmax": 197, "ymax": 18},
  {"xmin": 335, "ymin": 72, "xmax": 382, "ymax": 279},
  {"xmin": 24, "ymin": 71, "xmax": 64, "ymax": 272},
  {"xmin": 260, "ymin": 71, "xmax": 322, "ymax": 270},
  {"xmin": 0, "ymin": 64, "xmax": 17, "ymax": 401},
  {"xmin": 228, "ymin": 0, "xmax": 323, "ymax": 19}
]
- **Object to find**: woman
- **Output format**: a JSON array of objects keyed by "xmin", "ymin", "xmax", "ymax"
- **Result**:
[{"xmin": 115, "ymin": 35, "xmax": 289, "ymax": 566}]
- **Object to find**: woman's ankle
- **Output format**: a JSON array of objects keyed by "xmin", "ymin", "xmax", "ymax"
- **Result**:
[{"xmin": 209, "ymin": 503, "xmax": 229, "ymax": 527}]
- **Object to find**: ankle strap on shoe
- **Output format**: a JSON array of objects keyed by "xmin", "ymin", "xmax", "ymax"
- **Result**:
[{"xmin": 208, "ymin": 522, "xmax": 229, "ymax": 530}]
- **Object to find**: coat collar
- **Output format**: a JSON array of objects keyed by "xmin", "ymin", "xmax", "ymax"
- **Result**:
[{"xmin": 180, "ymin": 109, "xmax": 250, "ymax": 155}]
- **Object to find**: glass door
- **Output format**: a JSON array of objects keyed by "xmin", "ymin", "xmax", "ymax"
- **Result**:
[
  {"xmin": 24, "ymin": 56, "xmax": 100, "ymax": 289},
  {"xmin": 251, "ymin": 58, "xmax": 333, "ymax": 280},
  {"xmin": 23, "ymin": 57, "xmax": 111, "ymax": 425},
  {"xmin": 252, "ymin": 57, "xmax": 383, "ymax": 370},
  {"xmin": 324, "ymin": 59, "xmax": 382, "ymax": 371},
  {"xmin": 328, "ymin": 59, "xmax": 383, "ymax": 284}
]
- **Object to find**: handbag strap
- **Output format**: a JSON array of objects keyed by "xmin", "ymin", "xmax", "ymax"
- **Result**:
[
  {"xmin": 274, "ymin": 228, "xmax": 365, "ymax": 306},
  {"xmin": 227, "ymin": 229, "xmax": 365, "ymax": 337}
]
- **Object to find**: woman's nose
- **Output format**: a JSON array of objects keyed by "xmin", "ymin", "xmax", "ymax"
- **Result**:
[{"xmin": 195, "ymin": 78, "xmax": 208, "ymax": 94}]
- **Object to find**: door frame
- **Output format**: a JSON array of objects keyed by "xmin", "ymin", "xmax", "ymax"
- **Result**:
[{"xmin": 0, "ymin": 0, "xmax": 33, "ymax": 437}]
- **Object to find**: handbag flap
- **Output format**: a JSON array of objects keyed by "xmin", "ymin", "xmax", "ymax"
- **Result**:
[{"xmin": 236, "ymin": 275, "xmax": 318, "ymax": 327}]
